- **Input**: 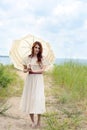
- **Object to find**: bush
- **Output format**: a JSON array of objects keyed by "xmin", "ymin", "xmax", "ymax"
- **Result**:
[
  {"xmin": 0, "ymin": 64, "xmax": 23, "ymax": 97},
  {"xmin": 0, "ymin": 64, "xmax": 14, "ymax": 88}
]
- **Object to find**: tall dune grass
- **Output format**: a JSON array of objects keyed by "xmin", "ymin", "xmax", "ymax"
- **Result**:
[
  {"xmin": 0, "ymin": 64, "xmax": 23, "ymax": 98},
  {"xmin": 0, "ymin": 64, "xmax": 23, "ymax": 114},
  {"xmin": 43, "ymin": 62, "xmax": 87, "ymax": 130},
  {"xmin": 50, "ymin": 62, "xmax": 87, "ymax": 102}
]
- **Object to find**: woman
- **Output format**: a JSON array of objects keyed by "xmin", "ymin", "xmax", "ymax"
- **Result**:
[{"xmin": 20, "ymin": 41, "xmax": 48, "ymax": 128}]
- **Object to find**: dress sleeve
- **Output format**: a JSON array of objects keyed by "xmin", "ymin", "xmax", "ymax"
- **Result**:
[{"xmin": 22, "ymin": 56, "xmax": 30, "ymax": 66}]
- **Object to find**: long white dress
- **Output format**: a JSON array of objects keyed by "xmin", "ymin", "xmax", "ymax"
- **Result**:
[{"xmin": 20, "ymin": 56, "xmax": 47, "ymax": 114}]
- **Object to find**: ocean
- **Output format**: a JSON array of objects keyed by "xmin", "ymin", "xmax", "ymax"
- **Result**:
[
  {"xmin": 0, "ymin": 56, "xmax": 12, "ymax": 65},
  {"xmin": 0, "ymin": 56, "xmax": 87, "ymax": 65}
]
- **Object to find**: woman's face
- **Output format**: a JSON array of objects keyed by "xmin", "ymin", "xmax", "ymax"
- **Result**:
[{"xmin": 34, "ymin": 44, "xmax": 40, "ymax": 55}]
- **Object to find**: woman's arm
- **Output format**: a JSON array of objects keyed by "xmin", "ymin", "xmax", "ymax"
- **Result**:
[{"xmin": 29, "ymin": 65, "xmax": 46, "ymax": 74}]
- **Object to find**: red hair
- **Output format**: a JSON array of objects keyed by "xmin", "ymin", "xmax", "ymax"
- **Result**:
[{"xmin": 29, "ymin": 41, "xmax": 43, "ymax": 63}]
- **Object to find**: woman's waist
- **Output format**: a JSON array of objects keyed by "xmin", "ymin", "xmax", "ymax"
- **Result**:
[{"xmin": 29, "ymin": 72, "xmax": 42, "ymax": 74}]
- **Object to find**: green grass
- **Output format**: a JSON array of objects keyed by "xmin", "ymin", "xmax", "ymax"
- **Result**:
[
  {"xmin": 43, "ymin": 113, "xmax": 83, "ymax": 130},
  {"xmin": 43, "ymin": 62, "xmax": 87, "ymax": 130},
  {"xmin": 0, "ymin": 64, "xmax": 23, "ymax": 98},
  {"xmin": 0, "ymin": 64, "xmax": 24, "ymax": 114},
  {"xmin": 0, "ymin": 99, "xmax": 11, "ymax": 114},
  {"xmin": 50, "ymin": 62, "xmax": 87, "ymax": 102},
  {"xmin": 0, "ymin": 62, "xmax": 87, "ymax": 129},
  {"xmin": 0, "ymin": 64, "xmax": 13, "ymax": 88}
]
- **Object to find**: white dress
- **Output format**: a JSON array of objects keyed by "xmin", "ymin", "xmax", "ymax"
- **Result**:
[{"xmin": 20, "ymin": 56, "xmax": 47, "ymax": 114}]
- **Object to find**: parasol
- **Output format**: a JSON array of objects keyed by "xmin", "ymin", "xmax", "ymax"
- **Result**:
[{"xmin": 9, "ymin": 34, "xmax": 55, "ymax": 71}]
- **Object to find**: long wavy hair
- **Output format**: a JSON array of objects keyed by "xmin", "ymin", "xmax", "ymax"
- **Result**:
[{"xmin": 29, "ymin": 41, "xmax": 43, "ymax": 63}]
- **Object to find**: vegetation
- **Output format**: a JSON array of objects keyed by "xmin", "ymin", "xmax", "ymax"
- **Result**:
[
  {"xmin": 43, "ymin": 62, "xmax": 87, "ymax": 130},
  {"xmin": 50, "ymin": 62, "xmax": 87, "ymax": 102},
  {"xmin": 0, "ymin": 64, "xmax": 23, "ymax": 98},
  {"xmin": 0, "ymin": 62, "xmax": 87, "ymax": 129},
  {"xmin": 0, "ymin": 64, "xmax": 23, "ymax": 114}
]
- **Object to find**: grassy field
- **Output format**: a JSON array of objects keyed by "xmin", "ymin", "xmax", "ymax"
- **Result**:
[
  {"xmin": 0, "ymin": 64, "xmax": 23, "ymax": 98},
  {"xmin": 0, "ymin": 64, "xmax": 24, "ymax": 114},
  {"xmin": 43, "ymin": 62, "xmax": 87, "ymax": 130},
  {"xmin": 50, "ymin": 62, "xmax": 87, "ymax": 102},
  {"xmin": 0, "ymin": 62, "xmax": 87, "ymax": 129}
]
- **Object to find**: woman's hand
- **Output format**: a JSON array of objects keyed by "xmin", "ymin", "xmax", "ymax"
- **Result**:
[
  {"xmin": 32, "ymin": 65, "xmax": 46, "ymax": 73},
  {"xmin": 27, "ymin": 64, "xmax": 46, "ymax": 74},
  {"xmin": 23, "ymin": 68, "xmax": 28, "ymax": 73},
  {"xmin": 23, "ymin": 65, "xmax": 28, "ymax": 73},
  {"xmin": 27, "ymin": 64, "xmax": 32, "ymax": 72}
]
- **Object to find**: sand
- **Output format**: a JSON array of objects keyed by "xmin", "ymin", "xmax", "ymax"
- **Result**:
[{"xmin": 0, "ymin": 71, "xmax": 42, "ymax": 130}]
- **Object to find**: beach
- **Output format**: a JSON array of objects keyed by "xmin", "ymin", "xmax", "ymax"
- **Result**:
[{"xmin": 0, "ymin": 64, "xmax": 87, "ymax": 130}]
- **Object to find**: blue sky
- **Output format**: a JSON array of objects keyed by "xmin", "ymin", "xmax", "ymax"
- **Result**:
[{"xmin": 0, "ymin": 0, "xmax": 87, "ymax": 59}]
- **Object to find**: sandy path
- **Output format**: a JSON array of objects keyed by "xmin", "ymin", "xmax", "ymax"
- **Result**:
[
  {"xmin": 0, "ymin": 97, "xmax": 43, "ymax": 130},
  {"xmin": 0, "ymin": 71, "xmax": 43, "ymax": 130}
]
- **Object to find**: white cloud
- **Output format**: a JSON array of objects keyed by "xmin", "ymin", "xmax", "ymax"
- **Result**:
[
  {"xmin": 53, "ymin": 1, "xmax": 82, "ymax": 17},
  {"xmin": 83, "ymin": 20, "xmax": 87, "ymax": 29},
  {"xmin": 0, "ymin": 0, "xmax": 87, "ymax": 59},
  {"xmin": 0, "ymin": 21, "xmax": 3, "ymax": 26}
]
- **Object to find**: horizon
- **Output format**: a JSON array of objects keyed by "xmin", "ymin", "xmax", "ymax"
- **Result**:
[{"xmin": 0, "ymin": 55, "xmax": 87, "ymax": 60}]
